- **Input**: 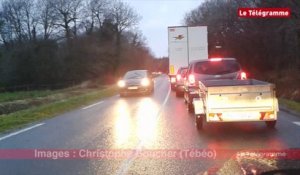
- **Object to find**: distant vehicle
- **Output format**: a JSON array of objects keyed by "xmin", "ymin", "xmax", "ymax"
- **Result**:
[
  {"xmin": 175, "ymin": 67, "xmax": 188, "ymax": 97},
  {"xmin": 168, "ymin": 26, "xmax": 208, "ymax": 90},
  {"xmin": 184, "ymin": 58, "xmax": 247, "ymax": 112},
  {"xmin": 117, "ymin": 70, "xmax": 154, "ymax": 97},
  {"xmin": 193, "ymin": 79, "xmax": 278, "ymax": 130}
]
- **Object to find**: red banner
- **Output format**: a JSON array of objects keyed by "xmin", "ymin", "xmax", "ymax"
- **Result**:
[{"xmin": 1, "ymin": 149, "xmax": 300, "ymax": 160}]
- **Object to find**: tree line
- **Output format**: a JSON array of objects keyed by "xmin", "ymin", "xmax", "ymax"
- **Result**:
[
  {"xmin": 0, "ymin": 0, "xmax": 158, "ymax": 89},
  {"xmin": 184, "ymin": 0, "xmax": 300, "ymax": 77}
]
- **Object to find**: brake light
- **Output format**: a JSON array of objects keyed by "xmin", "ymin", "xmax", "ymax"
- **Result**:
[
  {"xmin": 170, "ymin": 77, "xmax": 176, "ymax": 83},
  {"xmin": 240, "ymin": 72, "xmax": 247, "ymax": 80},
  {"xmin": 188, "ymin": 74, "xmax": 196, "ymax": 84},
  {"xmin": 210, "ymin": 58, "xmax": 222, "ymax": 62},
  {"xmin": 176, "ymin": 74, "xmax": 181, "ymax": 81}
]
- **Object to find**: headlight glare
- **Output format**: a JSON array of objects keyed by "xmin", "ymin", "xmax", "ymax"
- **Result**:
[
  {"xmin": 141, "ymin": 78, "xmax": 150, "ymax": 86},
  {"xmin": 118, "ymin": 80, "xmax": 126, "ymax": 87}
]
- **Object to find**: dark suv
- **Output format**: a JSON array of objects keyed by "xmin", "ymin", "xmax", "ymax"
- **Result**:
[
  {"xmin": 184, "ymin": 58, "xmax": 246, "ymax": 112},
  {"xmin": 118, "ymin": 70, "xmax": 154, "ymax": 97}
]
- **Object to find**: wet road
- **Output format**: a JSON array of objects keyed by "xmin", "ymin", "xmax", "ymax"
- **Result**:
[{"xmin": 1, "ymin": 75, "xmax": 300, "ymax": 175}]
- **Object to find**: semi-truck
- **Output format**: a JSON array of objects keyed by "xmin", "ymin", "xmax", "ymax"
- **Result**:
[{"xmin": 168, "ymin": 26, "xmax": 208, "ymax": 91}]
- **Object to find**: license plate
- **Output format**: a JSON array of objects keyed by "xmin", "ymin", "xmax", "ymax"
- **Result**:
[
  {"xmin": 128, "ymin": 86, "xmax": 138, "ymax": 90},
  {"xmin": 222, "ymin": 112, "xmax": 260, "ymax": 121}
]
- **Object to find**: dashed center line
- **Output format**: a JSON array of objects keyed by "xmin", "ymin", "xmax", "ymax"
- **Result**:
[
  {"xmin": 82, "ymin": 101, "xmax": 104, "ymax": 110},
  {"xmin": 293, "ymin": 122, "xmax": 300, "ymax": 126},
  {"xmin": 0, "ymin": 123, "xmax": 45, "ymax": 142}
]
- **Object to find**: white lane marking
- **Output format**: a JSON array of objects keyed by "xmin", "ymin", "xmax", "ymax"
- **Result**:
[
  {"xmin": 293, "ymin": 122, "xmax": 300, "ymax": 126},
  {"xmin": 0, "ymin": 123, "xmax": 45, "ymax": 142},
  {"xmin": 82, "ymin": 101, "xmax": 104, "ymax": 110},
  {"xmin": 116, "ymin": 84, "xmax": 171, "ymax": 175}
]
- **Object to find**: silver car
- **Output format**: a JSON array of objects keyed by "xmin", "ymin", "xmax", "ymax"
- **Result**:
[{"xmin": 184, "ymin": 58, "xmax": 247, "ymax": 112}]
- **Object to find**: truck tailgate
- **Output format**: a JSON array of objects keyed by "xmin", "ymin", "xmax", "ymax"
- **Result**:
[
  {"xmin": 196, "ymin": 79, "xmax": 279, "ymax": 122},
  {"xmin": 207, "ymin": 85, "xmax": 277, "ymax": 112}
]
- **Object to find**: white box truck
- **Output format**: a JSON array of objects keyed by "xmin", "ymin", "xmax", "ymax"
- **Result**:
[{"xmin": 168, "ymin": 26, "xmax": 208, "ymax": 90}]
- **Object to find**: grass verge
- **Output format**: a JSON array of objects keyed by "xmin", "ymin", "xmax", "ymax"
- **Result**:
[
  {"xmin": 279, "ymin": 98, "xmax": 300, "ymax": 115},
  {"xmin": 0, "ymin": 90, "xmax": 58, "ymax": 103},
  {"xmin": 0, "ymin": 86, "xmax": 118, "ymax": 133}
]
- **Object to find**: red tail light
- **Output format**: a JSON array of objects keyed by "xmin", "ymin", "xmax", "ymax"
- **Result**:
[
  {"xmin": 188, "ymin": 74, "xmax": 196, "ymax": 84},
  {"xmin": 210, "ymin": 58, "xmax": 222, "ymax": 62},
  {"xmin": 240, "ymin": 72, "xmax": 247, "ymax": 80},
  {"xmin": 176, "ymin": 74, "xmax": 181, "ymax": 81}
]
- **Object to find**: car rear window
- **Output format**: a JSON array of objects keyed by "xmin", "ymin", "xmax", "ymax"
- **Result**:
[
  {"xmin": 194, "ymin": 60, "xmax": 240, "ymax": 75},
  {"xmin": 124, "ymin": 71, "xmax": 147, "ymax": 79}
]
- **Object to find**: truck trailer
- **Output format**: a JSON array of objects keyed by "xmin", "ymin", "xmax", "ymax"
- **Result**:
[{"xmin": 168, "ymin": 26, "xmax": 208, "ymax": 90}]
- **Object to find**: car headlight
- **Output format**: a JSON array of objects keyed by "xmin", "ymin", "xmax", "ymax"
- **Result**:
[
  {"xmin": 117, "ymin": 80, "xmax": 126, "ymax": 87},
  {"xmin": 141, "ymin": 78, "xmax": 150, "ymax": 86}
]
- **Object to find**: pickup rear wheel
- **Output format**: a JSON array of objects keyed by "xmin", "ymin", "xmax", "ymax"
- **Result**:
[
  {"xmin": 266, "ymin": 121, "xmax": 276, "ymax": 129},
  {"xmin": 188, "ymin": 103, "xmax": 194, "ymax": 113},
  {"xmin": 176, "ymin": 90, "xmax": 183, "ymax": 97},
  {"xmin": 171, "ymin": 84, "xmax": 176, "ymax": 91},
  {"xmin": 195, "ymin": 115, "xmax": 204, "ymax": 130}
]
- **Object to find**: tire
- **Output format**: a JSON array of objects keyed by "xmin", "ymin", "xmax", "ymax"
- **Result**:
[
  {"xmin": 188, "ymin": 102, "xmax": 194, "ymax": 113},
  {"xmin": 266, "ymin": 121, "xmax": 276, "ymax": 129},
  {"xmin": 171, "ymin": 84, "xmax": 176, "ymax": 91},
  {"xmin": 175, "ymin": 90, "xmax": 180, "ymax": 97},
  {"xmin": 195, "ymin": 114, "xmax": 204, "ymax": 130},
  {"xmin": 184, "ymin": 92, "xmax": 188, "ymax": 104},
  {"xmin": 184, "ymin": 99, "xmax": 187, "ymax": 104}
]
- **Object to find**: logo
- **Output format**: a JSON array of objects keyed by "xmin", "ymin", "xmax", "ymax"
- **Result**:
[
  {"xmin": 174, "ymin": 35, "xmax": 184, "ymax": 40},
  {"xmin": 238, "ymin": 8, "xmax": 290, "ymax": 18}
]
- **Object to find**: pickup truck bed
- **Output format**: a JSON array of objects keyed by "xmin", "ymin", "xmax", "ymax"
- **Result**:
[
  {"xmin": 199, "ymin": 79, "xmax": 269, "ymax": 87},
  {"xmin": 193, "ymin": 79, "xmax": 279, "ymax": 130}
]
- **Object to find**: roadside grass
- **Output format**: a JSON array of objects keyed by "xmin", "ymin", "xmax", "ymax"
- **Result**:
[
  {"xmin": 0, "ymin": 86, "xmax": 118, "ymax": 133},
  {"xmin": 0, "ymin": 90, "xmax": 58, "ymax": 103},
  {"xmin": 279, "ymin": 98, "xmax": 300, "ymax": 115}
]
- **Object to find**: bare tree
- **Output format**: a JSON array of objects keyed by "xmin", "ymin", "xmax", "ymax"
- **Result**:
[
  {"xmin": 106, "ymin": 0, "xmax": 140, "ymax": 72},
  {"xmin": 50, "ymin": 0, "xmax": 82, "ymax": 40},
  {"xmin": 108, "ymin": 0, "xmax": 140, "ymax": 40},
  {"xmin": 0, "ymin": 12, "xmax": 13, "ymax": 47},
  {"xmin": 37, "ymin": 0, "xmax": 58, "ymax": 40},
  {"xmin": 83, "ymin": 0, "xmax": 110, "ymax": 33},
  {"xmin": 1, "ymin": 0, "xmax": 24, "ymax": 43},
  {"xmin": 22, "ymin": 0, "xmax": 38, "ymax": 41},
  {"xmin": 124, "ymin": 30, "xmax": 146, "ymax": 48},
  {"xmin": 0, "ymin": 0, "xmax": 39, "ymax": 43}
]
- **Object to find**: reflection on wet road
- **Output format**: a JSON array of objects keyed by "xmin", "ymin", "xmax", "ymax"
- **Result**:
[{"xmin": 113, "ymin": 98, "xmax": 160, "ymax": 148}]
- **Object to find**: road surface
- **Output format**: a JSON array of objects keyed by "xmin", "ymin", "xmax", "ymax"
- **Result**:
[{"xmin": 1, "ymin": 75, "xmax": 300, "ymax": 175}]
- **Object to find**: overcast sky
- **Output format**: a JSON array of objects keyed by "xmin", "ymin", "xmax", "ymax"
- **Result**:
[{"xmin": 124, "ymin": 0, "xmax": 202, "ymax": 58}]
